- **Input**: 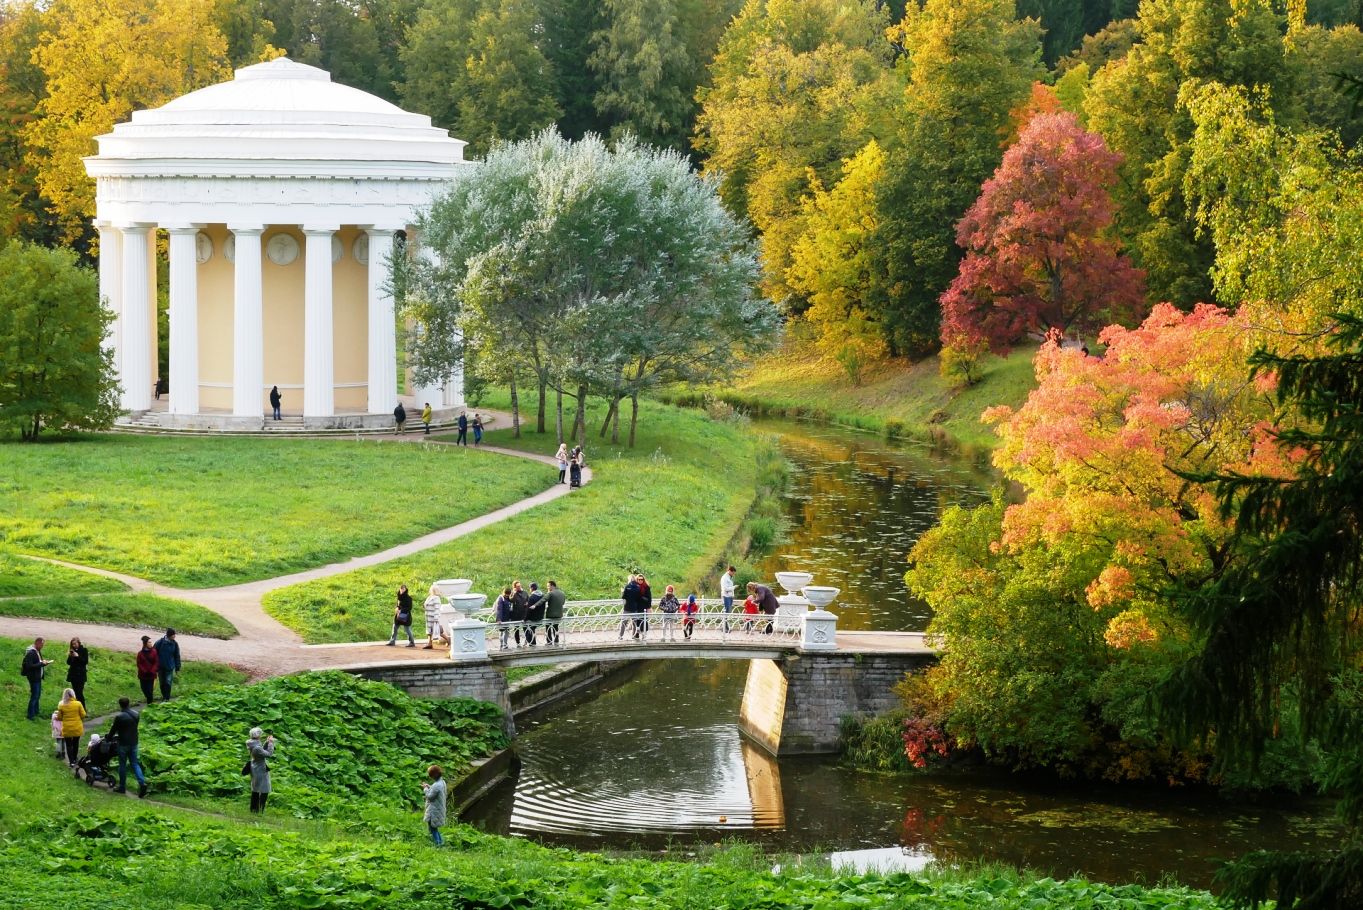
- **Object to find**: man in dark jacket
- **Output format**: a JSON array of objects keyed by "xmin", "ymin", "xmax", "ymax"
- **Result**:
[
  {"xmin": 108, "ymin": 696, "xmax": 147, "ymax": 797},
  {"xmin": 394, "ymin": 401, "xmax": 407, "ymax": 433},
  {"xmin": 524, "ymin": 583, "xmax": 546, "ymax": 647},
  {"xmin": 509, "ymin": 582, "xmax": 530, "ymax": 647},
  {"xmin": 21, "ymin": 637, "xmax": 52, "ymax": 720},
  {"xmin": 619, "ymin": 575, "xmax": 645, "ymax": 640},
  {"xmin": 543, "ymin": 580, "xmax": 567, "ymax": 646},
  {"xmin": 153, "ymin": 629, "xmax": 181, "ymax": 701},
  {"xmin": 456, "ymin": 411, "xmax": 469, "ymax": 446},
  {"xmin": 747, "ymin": 582, "xmax": 780, "ymax": 634}
]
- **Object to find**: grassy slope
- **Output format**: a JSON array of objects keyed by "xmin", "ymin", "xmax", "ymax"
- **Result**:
[
  {"xmin": 0, "ymin": 553, "xmax": 127, "ymax": 595},
  {"xmin": 264, "ymin": 398, "xmax": 762, "ymax": 643},
  {"xmin": 0, "ymin": 592, "xmax": 237, "ymax": 638},
  {"xmin": 0, "ymin": 434, "xmax": 546, "ymax": 588},
  {"xmin": 709, "ymin": 343, "xmax": 1038, "ymax": 453}
]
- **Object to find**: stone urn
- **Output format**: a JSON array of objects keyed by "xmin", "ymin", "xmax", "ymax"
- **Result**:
[
  {"xmin": 800, "ymin": 586, "xmax": 839, "ymax": 651},
  {"xmin": 774, "ymin": 571, "xmax": 814, "ymax": 596},
  {"xmin": 446, "ymin": 592, "xmax": 487, "ymax": 617},
  {"xmin": 443, "ymin": 592, "xmax": 489, "ymax": 662},
  {"xmin": 432, "ymin": 578, "xmax": 473, "ymax": 597},
  {"xmin": 773, "ymin": 571, "xmax": 814, "ymax": 632}
]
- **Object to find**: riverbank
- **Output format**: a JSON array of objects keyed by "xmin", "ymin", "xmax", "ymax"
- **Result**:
[{"xmin": 669, "ymin": 342, "xmax": 1038, "ymax": 456}]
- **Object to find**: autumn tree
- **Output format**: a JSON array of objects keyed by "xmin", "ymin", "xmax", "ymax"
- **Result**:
[
  {"xmin": 0, "ymin": 1, "xmax": 58, "ymax": 247},
  {"xmin": 25, "ymin": 0, "xmax": 230, "ymax": 244},
  {"xmin": 940, "ymin": 111, "xmax": 1146, "ymax": 353}
]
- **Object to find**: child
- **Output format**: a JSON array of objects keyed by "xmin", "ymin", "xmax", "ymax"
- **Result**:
[
  {"xmin": 50, "ymin": 709, "xmax": 64, "ymax": 760},
  {"xmin": 658, "ymin": 585, "xmax": 681, "ymax": 642},
  {"xmin": 681, "ymin": 593, "xmax": 699, "ymax": 640},
  {"xmin": 742, "ymin": 593, "xmax": 760, "ymax": 634}
]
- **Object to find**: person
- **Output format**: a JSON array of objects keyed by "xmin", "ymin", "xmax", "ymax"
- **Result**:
[
  {"xmin": 554, "ymin": 443, "xmax": 569, "ymax": 484},
  {"xmin": 50, "ymin": 709, "xmax": 64, "ymax": 759},
  {"xmin": 66, "ymin": 637, "xmax": 89, "ymax": 706},
  {"xmin": 682, "ymin": 593, "xmax": 699, "ymax": 640},
  {"xmin": 568, "ymin": 447, "xmax": 584, "ymax": 488},
  {"xmin": 509, "ymin": 581, "xmax": 530, "ymax": 647},
  {"xmin": 135, "ymin": 636, "xmax": 159, "ymax": 704},
  {"xmin": 109, "ymin": 696, "xmax": 147, "ymax": 797},
  {"xmin": 269, "ymin": 385, "xmax": 282, "ymax": 420},
  {"xmin": 747, "ymin": 581, "xmax": 780, "ymax": 635},
  {"xmin": 76, "ymin": 733, "xmax": 118, "ymax": 788},
  {"xmin": 21, "ymin": 637, "xmax": 51, "ymax": 720},
  {"xmin": 421, "ymin": 402, "xmax": 432, "ymax": 434},
  {"xmin": 543, "ymin": 580, "xmax": 566, "ymax": 646},
  {"xmin": 619, "ymin": 574, "xmax": 642, "ymax": 640},
  {"xmin": 154, "ymin": 628, "xmax": 181, "ymax": 701},
  {"xmin": 494, "ymin": 586, "xmax": 515, "ymax": 650},
  {"xmin": 524, "ymin": 582, "xmax": 546, "ymax": 646},
  {"xmin": 741, "ymin": 591, "xmax": 760, "ymax": 634},
  {"xmin": 658, "ymin": 585, "xmax": 681, "ymax": 642},
  {"xmin": 422, "ymin": 584, "xmax": 444, "ymax": 650},
  {"xmin": 246, "ymin": 727, "xmax": 276, "ymax": 813},
  {"xmin": 423, "ymin": 764, "xmax": 447, "ymax": 846},
  {"xmin": 472, "ymin": 413, "xmax": 483, "ymax": 445},
  {"xmin": 456, "ymin": 411, "xmax": 469, "ymax": 446},
  {"xmin": 154, "ymin": 376, "xmax": 162, "ymax": 401},
  {"xmin": 55, "ymin": 687, "xmax": 87, "ymax": 767},
  {"xmin": 637, "ymin": 574, "xmax": 653, "ymax": 641},
  {"xmin": 720, "ymin": 565, "xmax": 738, "ymax": 633},
  {"xmin": 388, "ymin": 584, "xmax": 415, "ymax": 646},
  {"xmin": 394, "ymin": 401, "xmax": 407, "ymax": 434}
]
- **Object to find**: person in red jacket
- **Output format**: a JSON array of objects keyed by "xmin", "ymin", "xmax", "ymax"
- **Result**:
[
  {"xmin": 135, "ymin": 636, "xmax": 159, "ymax": 704},
  {"xmin": 741, "ymin": 594, "xmax": 760, "ymax": 634}
]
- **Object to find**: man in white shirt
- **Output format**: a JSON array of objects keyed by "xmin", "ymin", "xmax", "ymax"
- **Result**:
[{"xmin": 720, "ymin": 565, "xmax": 737, "ymax": 633}]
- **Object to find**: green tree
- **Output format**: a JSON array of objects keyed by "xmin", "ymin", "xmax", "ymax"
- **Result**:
[
  {"xmin": 0, "ymin": 1, "xmax": 58, "ymax": 248},
  {"xmin": 870, "ymin": 0, "xmax": 1042, "ymax": 356},
  {"xmin": 538, "ymin": 0, "xmax": 608, "ymax": 139},
  {"xmin": 261, "ymin": 0, "xmax": 414, "ymax": 102},
  {"xmin": 590, "ymin": 0, "xmax": 695, "ymax": 150},
  {"xmin": 0, "ymin": 242, "xmax": 120, "ymax": 441}
]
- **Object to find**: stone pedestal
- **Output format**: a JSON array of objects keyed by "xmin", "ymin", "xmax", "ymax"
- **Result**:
[
  {"xmin": 800, "ymin": 609, "xmax": 838, "ymax": 651},
  {"xmin": 448, "ymin": 615, "xmax": 489, "ymax": 661}
]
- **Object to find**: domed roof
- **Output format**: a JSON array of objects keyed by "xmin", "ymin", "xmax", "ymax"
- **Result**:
[{"xmin": 87, "ymin": 57, "xmax": 466, "ymax": 179}]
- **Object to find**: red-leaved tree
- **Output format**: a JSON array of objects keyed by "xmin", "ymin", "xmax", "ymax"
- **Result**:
[{"xmin": 939, "ymin": 111, "xmax": 1146, "ymax": 352}]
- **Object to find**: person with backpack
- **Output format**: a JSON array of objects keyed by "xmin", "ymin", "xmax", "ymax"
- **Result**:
[
  {"xmin": 109, "ymin": 696, "xmax": 147, "ymax": 797},
  {"xmin": 154, "ymin": 629, "xmax": 181, "ymax": 700},
  {"xmin": 388, "ymin": 584, "xmax": 415, "ymax": 646},
  {"xmin": 21, "ymin": 637, "xmax": 52, "ymax": 720},
  {"xmin": 135, "ymin": 636, "xmax": 159, "ymax": 704},
  {"xmin": 658, "ymin": 585, "xmax": 681, "ymax": 642}
]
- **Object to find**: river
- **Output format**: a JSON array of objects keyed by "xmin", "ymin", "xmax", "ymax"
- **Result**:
[{"xmin": 464, "ymin": 419, "xmax": 1338, "ymax": 889}]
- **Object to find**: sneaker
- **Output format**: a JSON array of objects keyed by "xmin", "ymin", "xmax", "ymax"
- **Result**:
[
  {"xmin": 137, "ymin": 783, "xmax": 147, "ymax": 798},
  {"xmin": 422, "ymin": 644, "xmax": 434, "ymax": 650},
  {"xmin": 386, "ymin": 641, "xmax": 396, "ymax": 646},
  {"xmin": 407, "ymin": 642, "xmax": 416, "ymax": 648}
]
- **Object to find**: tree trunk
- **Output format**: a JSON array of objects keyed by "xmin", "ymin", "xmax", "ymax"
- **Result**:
[
  {"xmin": 555, "ymin": 386, "xmax": 564, "ymax": 445},
  {"xmin": 573, "ymin": 384, "xmax": 587, "ymax": 445},
  {"xmin": 536, "ymin": 372, "xmax": 547, "ymax": 434},
  {"xmin": 628, "ymin": 393, "xmax": 639, "ymax": 448},
  {"xmin": 610, "ymin": 397, "xmax": 621, "ymax": 444},
  {"xmin": 599, "ymin": 396, "xmax": 618, "ymax": 438},
  {"xmin": 509, "ymin": 371, "xmax": 521, "ymax": 439}
]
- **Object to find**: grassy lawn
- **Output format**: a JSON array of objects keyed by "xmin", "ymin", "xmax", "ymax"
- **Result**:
[
  {"xmin": 0, "ymin": 552, "xmax": 126, "ymax": 596},
  {"xmin": 0, "ymin": 434, "xmax": 547, "ymax": 588},
  {"xmin": 263, "ymin": 398, "xmax": 763, "ymax": 643},
  {"xmin": 0, "ymin": 592, "xmax": 237, "ymax": 638},
  {"xmin": 699, "ymin": 341, "xmax": 1039, "ymax": 454}
]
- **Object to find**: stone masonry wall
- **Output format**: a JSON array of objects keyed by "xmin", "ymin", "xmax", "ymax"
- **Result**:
[{"xmin": 348, "ymin": 661, "xmax": 515, "ymax": 736}]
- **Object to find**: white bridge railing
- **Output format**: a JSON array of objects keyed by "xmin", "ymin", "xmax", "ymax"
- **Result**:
[{"xmin": 472, "ymin": 600, "xmax": 802, "ymax": 651}]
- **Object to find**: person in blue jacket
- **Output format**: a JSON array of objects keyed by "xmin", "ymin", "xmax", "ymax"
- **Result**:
[{"xmin": 153, "ymin": 629, "xmax": 181, "ymax": 701}]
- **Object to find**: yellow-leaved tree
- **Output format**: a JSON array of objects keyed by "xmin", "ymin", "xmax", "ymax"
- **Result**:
[{"xmin": 25, "ymin": 0, "xmax": 230, "ymax": 244}]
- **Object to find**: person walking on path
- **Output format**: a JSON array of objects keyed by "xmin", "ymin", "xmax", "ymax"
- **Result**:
[
  {"xmin": 394, "ymin": 401, "xmax": 407, "ymax": 434},
  {"xmin": 246, "ymin": 727, "xmax": 276, "ymax": 813},
  {"xmin": 747, "ymin": 582, "xmax": 780, "ymax": 635},
  {"xmin": 472, "ymin": 413, "xmax": 483, "ymax": 445},
  {"xmin": 682, "ymin": 593, "xmax": 699, "ymax": 640},
  {"xmin": 22, "ymin": 637, "xmax": 51, "ymax": 720},
  {"xmin": 66, "ymin": 638, "xmax": 89, "ymax": 706},
  {"xmin": 543, "ymin": 580, "xmax": 566, "ymax": 646},
  {"xmin": 135, "ymin": 636, "xmax": 159, "ymax": 704},
  {"xmin": 109, "ymin": 696, "xmax": 147, "ymax": 797},
  {"xmin": 456, "ymin": 411, "xmax": 469, "ymax": 446},
  {"xmin": 421, "ymin": 402, "xmax": 432, "ymax": 434},
  {"xmin": 55, "ymin": 688, "xmax": 87, "ymax": 767},
  {"xmin": 388, "ymin": 584, "xmax": 416, "ymax": 646},
  {"xmin": 423, "ymin": 764, "xmax": 448, "ymax": 846},
  {"xmin": 154, "ymin": 629, "xmax": 181, "ymax": 701},
  {"xmin": 658, "ymin": 586, "xmax": 681, "ymax": 642},
  {"xmin": 269, "ymin": 385, "xmax": 282, "ymax": 420},
  {"xmin": 495, "ymin": 586, "xmax": 515, "ymax": 650},
  {"xmin": 524, "ymin": 582, "xmax": 546, "ymax": 646},
  {"xmin": 554, "ymin": 443, "xmax": 569, "ymax": 484},
  {"xmin": 422, "ymin": 584, "xmax": 445, "ymax": 650},
  {"xmin": 720, "ymin": 566, "xmax": 737, "ymax": 633},
  {"xmin": 509, "ymin": 581, "xmax": 530, "ymax": 647}
]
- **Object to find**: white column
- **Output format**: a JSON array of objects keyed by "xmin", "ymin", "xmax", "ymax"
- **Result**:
[
  {"xmin": 230, "ymin": 226, "xmax": 264, "ymax": 417},
  {"xmin": 117, "ymin": 223, "xmax": 154, "ymax": 412},
  {"xmin": 366, "ymin": 227, "xmax": 398, "ymax": 415},
  {"xmin": 303, "ymin": 226, "xmax": 337, "ymax": 418},
  {"xmin": 166, "ymin": 226, "xmax": 202, "ymax": 415},
  {"xmin": 95, "ymin": 221, "xmax": 123, "ymax": 392}
]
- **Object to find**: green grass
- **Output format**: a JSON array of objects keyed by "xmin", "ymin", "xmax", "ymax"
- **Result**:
[
  {"xmin": 0, "ymin": 434, "xmax": 548, "ymax": 588},
  {"xmin": 263, "ymin": 398, "xmax": 763, "ymax": 643},
  {"xmin": 0, "ymin": 592, "xmax": 237, "ymax": 638},
  {"xmin": 0, "ymin": 552, "xmax": 126, "ymax": 596},
  {"xmin": 686, "ymin": 341, "xmax": 1039, "ymax": 454}
]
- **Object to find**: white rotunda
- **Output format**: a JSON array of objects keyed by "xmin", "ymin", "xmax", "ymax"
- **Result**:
[{"xmin": 85, "ymin": 57, "xmax": 469, "ymax": 429}]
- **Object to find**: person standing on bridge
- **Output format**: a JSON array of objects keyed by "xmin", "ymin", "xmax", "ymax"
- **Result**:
[
  {"xmin": 495, "ymin": 587, "xmax": 515, "ymax": 650},
  {"xmin": 720, "ymin": 565, "xmax": 737, "ymax": 633},
  {"xmin": 525, "ymin": 582, "xmax": 546, "ymax": 647},
  {"xmin": 746, "ymin": 582, "xmax": 780, "ymax": 635},
  {"xmin": 543, "ymin": 580, "xmax": 566, "ymax": 646},
  {"xmin": 658, "ymin": 586, "xmax": 681, "ymax": 642},
  {"xmin": 422, "ymin": 584, "xmax": 445, "ymax": 650},
  {"xmin": 682, "ymin": 593, "xmax": 699, "ymax": 640},
  {"xmin": 388, "ymin": 584, "xmax": 416, "ymax": 647},
  {"xmin": 637, "ymin": 575, "xmax": 653, "ymax": 641},
  {"xmin": 619, "ymin": 574, "xmax": 643, "ymax": 640},
  {"xmin": 510, "ymin": 581, "xmax": 530, "ymax": 647}
]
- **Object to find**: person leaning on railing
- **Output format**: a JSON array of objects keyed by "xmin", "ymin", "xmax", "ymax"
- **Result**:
[{"xmin": 543, "ymin": 581, "xmax": 566, "ymax": 645}]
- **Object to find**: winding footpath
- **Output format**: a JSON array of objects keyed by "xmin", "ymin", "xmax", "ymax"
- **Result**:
[{"xmin": 0, "ymin": 432, "xmax": 591, "ymax": 678}]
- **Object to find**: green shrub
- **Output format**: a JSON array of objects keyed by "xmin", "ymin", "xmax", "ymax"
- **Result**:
[
  {"xmin": 841, "ymin": 711, "xmax": 913, "ymax": 772},
  {"xmin": 745, "ymin": 516, "xmax": 778, "ymax": 550}
]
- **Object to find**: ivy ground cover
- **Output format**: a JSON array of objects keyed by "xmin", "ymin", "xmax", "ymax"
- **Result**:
[{"xmin": 0, "ymin": 434, "xmax": 547, "ymax": 587}]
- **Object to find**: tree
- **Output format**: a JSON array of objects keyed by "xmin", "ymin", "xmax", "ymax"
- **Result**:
[
  {"xmin": 0, "ymin": 243, "xmax": 120, "ymax": 441},
  {"xmin": 590, "ymin": 0, "xmax": 696, "ymax": 151},
  {"xmin": 869, "ymin": 0, "xmax": 1042, "ymax": 357},
  {"xmin": 24, "ymin": 0, "xmax": 231, "ymax": 245},
  {"xmin": 939, "ymin": 111, "xmax": 1146, "ymax": 352},
  {"xmin": 538, "ymin": 0, "xmax": 609, "ymax": 140},
  {"xmin": 0, "ymin": 1, "xmax": 59, "ymax": 248},
  {"xmin": 260, "ymin": 0, "xmax": 413, "ymax": 102}
]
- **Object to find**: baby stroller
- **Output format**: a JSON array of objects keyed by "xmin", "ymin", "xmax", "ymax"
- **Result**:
[{"xmin": 76, "ymin": 734, "xmax": 119, "ymax": 789}]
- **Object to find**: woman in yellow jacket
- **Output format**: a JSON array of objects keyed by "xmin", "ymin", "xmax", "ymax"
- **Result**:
[{"xmin": 55, "ymin": 688, "xmax": 86, "ymax": 767}]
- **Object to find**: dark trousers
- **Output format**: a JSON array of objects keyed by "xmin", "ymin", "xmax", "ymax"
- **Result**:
[
  {"xmin": 158, "ymin": 669, "xmax": 174, "ymax": 701},
  {"xmin": 250, "ymin": 792, "xmax": 269, "ymax": 813},
  {"xmin": 117, "ymin": 744, "xmax": 145, "ymax": 790},
  {"xmin": 70, "ymin": 680, "xmax": 85, "ymax": 705},
  {"xmin": 558, "ymin": 469, "xmax": 566, "ymax": 484},
  {"xmin": 64, "ymin": 736, "xmax": 80, "ymax": 765},
  {"xmin": 523, "ymin": 622, "xmax": 537, "ymax": 646},
  {"xmin": 139, "ymin": 675, "xmax": 155, "ymax": 704},
  {"xmin": 456, "ymin": 428, "xmax": 467, "ymax": 445},
  {"xmin": 423, "ymin": 420, "xmax": 430, "ymax": 434},
  {"xmin": 25, "ymin": 677, "xmax": 41, "ymax": 719},
  {"xmin": 545, "ymin": 621, "xmax": 560, "ymax": 645}
]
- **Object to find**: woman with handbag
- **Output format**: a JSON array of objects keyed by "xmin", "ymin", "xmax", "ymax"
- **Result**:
[{"xmin": 387, "ymin": 584, "xmax": 416, "ymax": 647}]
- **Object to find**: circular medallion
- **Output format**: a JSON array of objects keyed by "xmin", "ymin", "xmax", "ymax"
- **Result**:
[
  {"xmin": 331, "ymin": 235, "xmax": 343, "ymax": 263},
  {"xmin": 353, "ymin": 234, "xmax": 370, "ymax": 265},
  {"xmin": 195, "ymin": 232, "xmax": 213, "ymax": 264},
  {"xmin": 266, "ymin": 233, "xmax": 299, "ymax": 266}
]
